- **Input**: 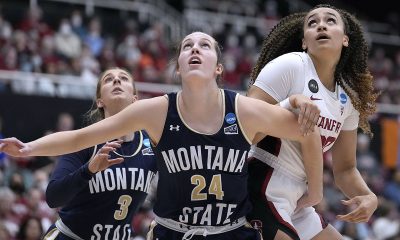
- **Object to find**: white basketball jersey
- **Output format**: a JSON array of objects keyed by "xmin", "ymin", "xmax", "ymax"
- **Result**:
[{"xmin": 250, "ymin": 52, "xmax": 359, "ymax": 180}]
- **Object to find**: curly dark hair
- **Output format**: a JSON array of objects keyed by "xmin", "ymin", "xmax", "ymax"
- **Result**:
[{"xmin": 250, "ymin": 4, "xmax": 378, "ymax": 136}]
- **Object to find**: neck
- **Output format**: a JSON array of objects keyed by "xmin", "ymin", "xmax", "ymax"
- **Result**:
[
  {"xmin": 309, "ymin": 53, "xmax": 338, "ymax": 91},
  {"xmin": 180, "ymin": 82, "xmax": 221, "ymax": 116},
  {"xmin": 104, "ymin": 103, "xmax": 135, "ymax": 141},
  {"xmin": 104, "ymin": 101, "xmax": 130, "ymax": 118},
  {"xmin": 178, "ymin": 81, "xmax": 223, "ymax": 134}
]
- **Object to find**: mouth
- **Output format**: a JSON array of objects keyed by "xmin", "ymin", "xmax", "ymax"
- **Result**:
[
  {"xmin": 112, "ymin": 87, "xmax": 124, "ymax": 93},
  {"xmin": 188, "ymin": 56, "xmax": 202, "ymax": 65},
  {"xmin": 316, "ymin": 34, "xmax": 330, "ymax": 41}
]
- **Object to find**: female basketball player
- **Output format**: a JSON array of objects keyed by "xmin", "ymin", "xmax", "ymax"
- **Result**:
[
  {"xmin": 247, "ymin": 4, "xmax": 378, "ymax": 240},
  {"xmin": 1, "ymin": 32, "xmax": 323, "ymax": 240},
  {"xmin": 42, "ymin": 68, "xmax": 157, "ymax": 239}
]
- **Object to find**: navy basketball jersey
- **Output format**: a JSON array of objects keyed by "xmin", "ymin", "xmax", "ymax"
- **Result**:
[
  {"xmin": 47, "ymin": 130, "xmax": 157, "ymax": 240},
  {"xmin": 153, "ymin": 89, "xmax": 252, "ymax": 226}
]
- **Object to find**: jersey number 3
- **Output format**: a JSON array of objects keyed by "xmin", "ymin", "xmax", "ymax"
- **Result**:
[{"xmin": 114, "ymin": 195, "xmax": 133, "ymax": 220}]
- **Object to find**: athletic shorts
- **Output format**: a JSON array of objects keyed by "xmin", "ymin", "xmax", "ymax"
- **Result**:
[
  {"xmin": 247, "ymin": 159, "xmax": 327, "ymax": 240},
  {"xmin": 146, "ymin": 221, "xmax": 262, "ymax": 240}
]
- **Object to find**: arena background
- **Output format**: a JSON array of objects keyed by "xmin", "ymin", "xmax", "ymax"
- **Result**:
[{"xmin": 0, "ymin": 0, "xmax": 399, "ymax": 239}]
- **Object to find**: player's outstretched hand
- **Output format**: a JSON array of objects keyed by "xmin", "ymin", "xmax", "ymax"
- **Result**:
[
  {"xmin": 88, "ymin": 140, "xmax": 124, "ymax": 173},
  {"xmin": 0, "ymin": 137, "xmax": 32, "ymax": 157},
  {"xmin": 337, "ymin": 194, "xmax": 378, "ymax": 223}
]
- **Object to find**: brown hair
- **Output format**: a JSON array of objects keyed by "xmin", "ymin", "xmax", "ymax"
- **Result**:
[
  {"xmin": 172, "ymin": 32, "xmax": 224, "ymax": 85},
  {"xmin": 250, "ymin": 4, "xmax": 378, "ymax": 136},
  {"xmin": 84, "ymin": 67, "xmax": 137, "ymax": 124}
]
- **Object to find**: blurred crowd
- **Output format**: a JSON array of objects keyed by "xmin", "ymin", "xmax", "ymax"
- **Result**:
[{"xmin": 0, "ymin": 1, "xmax": 399, "ymax": 240}]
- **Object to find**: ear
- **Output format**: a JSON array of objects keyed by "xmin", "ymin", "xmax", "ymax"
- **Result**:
[
  {"xmin": 216, "ymin": 64, "xmax": 223, "ymax": 75},
  {"xmin": 96, "ymin": 99, "xmax": 104, "ymax": 108},
  {"xmin": 302, "ymin": 39, "xmax": 307, "ymax": 51},
  {"xmin": 343, "ymin": 35, "xmax": 349, "ymax": 47},
  {"xmin": 132, "ymin": 95, "xmax": 138, "ymax": 103}
]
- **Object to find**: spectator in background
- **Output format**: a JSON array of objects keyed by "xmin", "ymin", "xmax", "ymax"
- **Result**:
[
  {"xmin": 19, "ymin": 187, "xmax": 54, "ymax": 231},
  {"xmin": 83, "ymin": 17, "xmax": 104, "ymax": 57},
  {"xmin": 372, "ymin": 197, "xmax": 400, "ymax": 240},
  {"xmin": 70, "ymin": 10, "xmax": 86, "ymax": 39},
  {"xmin": 383, "ymin": 170, "xmax": 400, "ymax": 210},
  {"xmin": 116, "ymin": 34, "xmax": 142, "ymax": 73},
  {"xmin": 16, "ymin": 216, "xmax": 43, "ymax": 240},
  {"xmin": 8, "ymin": 171, "xmax": 26, "ymax": 199},
  {"xmin": 18, "ymin": 6, "xmax": 53, "ymax": 40},
  {"xmin": 339, "ymin": 221, "xmax": 373, "ymax": 240},
  {"xmin": 0, "ymin": 14, "xmax": 12, "ymax": 42},
  {"xmin": 0, "ymin": 187, "xmax": 19, "ymax": 238},
  {"xmin": 55, "ymin": 112, "xmax": 75, "ymax": 132},
  {"xmin": 0, "ymin": 220, "xmax": 12, "ymax": 240},
  {"xmin": 54, "ymin": 18, "xmax": 81, "ymax": 60}
]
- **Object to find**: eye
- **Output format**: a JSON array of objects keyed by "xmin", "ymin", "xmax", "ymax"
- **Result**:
[
  {"xmin": 327, "ymin": 18, "xmax": 337, "ymax": 24},
  {"xmin": 182, "ymin": 43, "xmax": 191, "ymax": 50},
  {"xmin": 121, "ymin": 76, "xmax": 129, "ymax": 81},
  {"xmin": 201, "ymin": 42, "xmax": 211, "ymax": 49},
  {"xmin": 104, "ymin": 77, "xmax": 113, "ymax": 83},
  {"xmin": 307, "ymin": 19, "xmax": 317, "ymax": 27}
]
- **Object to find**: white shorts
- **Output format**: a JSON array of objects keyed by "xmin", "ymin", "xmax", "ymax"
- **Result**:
[{"xmin": 247, "ymin": 159, "xmax": 327, "ymax": 240}]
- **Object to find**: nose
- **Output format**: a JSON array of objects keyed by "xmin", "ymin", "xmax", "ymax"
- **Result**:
[
  {"xmin": 317, "ymin": 22, "xmax": 327, "ymax": 31},
  {"xmin": 191, "ymin": 44, "xmax": 200, "ymax": 54},
  {"xmin": 113, "ymin": 77, "xmax": 121, "ymax": 84}
]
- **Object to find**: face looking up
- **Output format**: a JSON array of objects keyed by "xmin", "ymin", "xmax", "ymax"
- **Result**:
[
  {"xmin": 302, "ymin": 7, "xmax": 349, "ymax": 55},
  {"xmin": 96, "ymin": 69, "xmax": 137, "ymax": 109},
  {"xmin": 177, "ymin": 32, "xmax": 223, "ymax": 84}
]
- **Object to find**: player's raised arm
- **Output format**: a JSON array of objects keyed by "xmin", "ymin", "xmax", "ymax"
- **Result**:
[{"xmin": 0, "ymin": 96, "xmax": 167, "ymax": 157}]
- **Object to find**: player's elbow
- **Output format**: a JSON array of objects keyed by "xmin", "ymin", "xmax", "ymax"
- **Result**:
[{"xmin": 45, "ymin": 182, "xmax": 63, "ymax": 208}]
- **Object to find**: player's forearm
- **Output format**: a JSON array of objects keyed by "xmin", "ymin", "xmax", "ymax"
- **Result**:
[
  {"xmin": 28, "ymin": 130, "xmax": 87, "ymax": 156},
  {"xmin": 334, "ymin": 167, "xmax": 374, "ymax": 198},
  {"xmin": 300, "ymin": 128, "xmax": 323, "ymax": 200}
]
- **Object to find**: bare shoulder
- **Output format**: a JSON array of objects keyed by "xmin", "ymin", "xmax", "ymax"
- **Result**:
[
  {"xmin": 237, "ymin": 95, "xmax": 273, "ymax": 114},
  {"xmin": 237, "ymin": 94, "xmax": 301, "ymax": 142},
  {"xmin": 134, "ymin": 95, "xmax": 169, "ymax": 143},
  {"xmin": 140, "ymin": 95, "xmax": 168, "ymax": 105},
  {"xmin": 236, "ymin": 95, "xmax": 270, "ymax": 142}
]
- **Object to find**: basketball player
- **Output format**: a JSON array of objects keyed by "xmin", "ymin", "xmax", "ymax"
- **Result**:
[
  {"xmin": 43, "ymin": 68, "xmax": 157, "ymax": 240},
  {"xmin": 247, "ymin": 4, "xmax": 378, "ymax": 240}
]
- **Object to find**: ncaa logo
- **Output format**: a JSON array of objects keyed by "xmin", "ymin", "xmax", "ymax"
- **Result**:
[
  {"xmin": 143, "ymin": 138, "xmax": 150, "ymax": 147},
  {"xmin": 225, "ymin": 113, "xmax": 236, "ymax": 124},
  {"xmin": 308, "ymin": 79, "xmax": 319, "ymax": 93},
  {"xmin": 340, "ymin": 93, "xmax": 347, "ymax": 104}
]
